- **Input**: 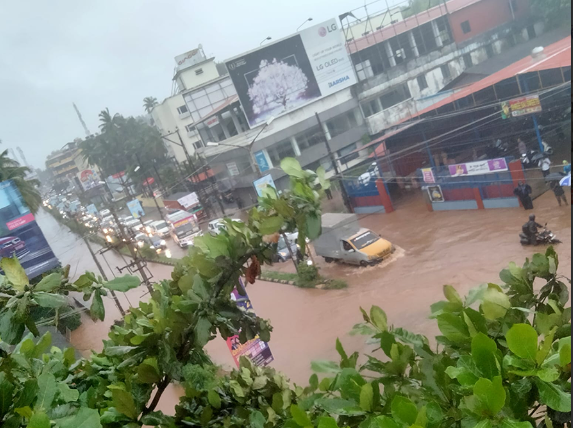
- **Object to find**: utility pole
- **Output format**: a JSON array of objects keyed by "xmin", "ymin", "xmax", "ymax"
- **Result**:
[
  {"xmin": 82, "ymin": 235, "xmax": 125, "ymax": 316},
  {"xmin": 108, "ymin": 204, "xmax": 154, "ymax": 293},
  {"xmin": 315, "ymin": 112, "xmax": 352, "ymax": 213},
  {"xmin": 134, "ymin": 153, "xmax": 164, "ymax": 219}
]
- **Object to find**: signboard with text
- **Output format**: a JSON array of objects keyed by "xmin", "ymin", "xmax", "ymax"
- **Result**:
[
  {"xmin": 254, "ymin": 151, "xmax": 270, "ymax": 172},
  {"xmin": 501, "ymin": 95, "xmax": 542, "ymax": 118},
  {"xmin": 226, "ymin": 282, "xmax": 274, "ymax": 368},
  {"xmin": 127, "ymin": 199, "xmax": 145, "ymax": 219},
  {"xmin": 225, "ymin": 19, "xmax": 357, "ymax": 128},
  {"xmin": 421, "ymin": 168, "xmax": 435, "ymax": 183},
  {"xmin": 449, "ymin": 158, "xmax": 508, "ymax": 177},
  {"xmin": 177, "ymin": 192, "xmax": 200, "ymax": 209},
  {"xmin": 77, "ymin": 169, "xmax": 100, "ymax": 191}
]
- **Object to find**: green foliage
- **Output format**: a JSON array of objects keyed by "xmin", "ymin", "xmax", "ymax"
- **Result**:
[
  {"xmin": 0, "ymin": 149, "xmax": 42, "ymax": 213},
  {"xmin": 0, "ymin": 158, "xmax": 570, "ymax": 428},
  {"xmin": 296, "ymin": 261, "xmax": 319, "ymax": 286}
]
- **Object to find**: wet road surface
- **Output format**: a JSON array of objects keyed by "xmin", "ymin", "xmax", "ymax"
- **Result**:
[{"xmin": 36, "ymin": 190, "xmax": 571, "ymax": 408}]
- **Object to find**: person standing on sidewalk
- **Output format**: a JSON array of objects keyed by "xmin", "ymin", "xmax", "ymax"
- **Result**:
[{"xmin": 538, "ymin": 157, "xmax": 551, "ymax": 177}]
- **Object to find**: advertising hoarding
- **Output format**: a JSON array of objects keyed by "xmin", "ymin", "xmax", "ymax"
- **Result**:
[
  {"xmin": 226, "ymin": 282, "xmax": 274, "ymax": 367},
  {"xmin": 225, "ymin": 19, "xmax": 357, "ymax": 128},
  {"xmin": 175, "ymin": 47, "xmax": 205, "ymax": 71},
  {"xmin": 449, "ymin": 158, "xmax": 508, "ymax": 177},
  {"xmin": 421, "ymin": 168, "xmax": 435, "ymax": 183},
  {"xmin": 0, "ymin": 180, "xmax": 59, "ymax": 279},
  {"xmin": 253, "ymin": 174, "xmax": 276, "ymax": 197},
  {"xmin": 77, "ymin": 169, "xmax": 100, "ymax": 191},
  {"xmin": 127, "ymin": 199, "xmax": 145, "ymax": 219}
]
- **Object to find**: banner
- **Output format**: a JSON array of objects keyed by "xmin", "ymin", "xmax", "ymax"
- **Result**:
[
  {"xmin": 225, "ymin": 19, "xmax": 357, "ymax": 128},
  {"xmin": 426, "ymin": 185, "xmax": 444, "ymax": 202},
  {"xmin": 421, "ymin": 168, "xmax": 435, "ymax": 183},
  {"xmin": 0, "ymin": 180, "xmax": 59, "ymax": 279},
  {"xmin": 177, "ymin": 192, "xmax": 199, "ymax": 209},
  {"xmin": 253, "ymin": 174, "xmax": 276, "ymax": 197},
  {"xmin": 226, "ymin": 282, "xmax": 274, "ymax": 367},
  {"xmin": 127, "ymin": 199, "xmax": 145, "ymax": 219},
  {"xmin": 449, "ymin": 158, "xmax": 508, "ymax": 177},
  {"xmin": 501, "ymin": 95, "xmax": 542, "ymax": 118},
  {"xmin": 254, "ymin": 151, "xmax": 270, "ymax": 173},
  {"xmin": 77, "ymin": 169, "xmax": 100, "ymax": 191}
]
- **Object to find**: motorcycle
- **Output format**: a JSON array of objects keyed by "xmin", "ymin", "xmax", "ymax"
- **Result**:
[
  {"xmin": 521, "ymin": 149, "xmax": 543, "ymax": 168},
  {"xmin": 519, "ymin": 223, "xmax": 561, "ymax": 246}
]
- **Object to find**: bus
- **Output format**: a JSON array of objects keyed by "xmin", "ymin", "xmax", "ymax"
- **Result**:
[{"xmin": 166, "ymin": 210, "xmax": 200, "ymax": 248}]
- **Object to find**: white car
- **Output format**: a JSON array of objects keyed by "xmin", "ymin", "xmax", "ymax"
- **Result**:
[
  {"xmin": 208, "ymin": 218, "xmax": 242, "ymax": 235},
  {"xmin": 99, "ymin": 209, "xmax": 111, "ymax": 217},
  {"xmin": 358, "ymin": 162, "xmax": 379, "ymax": 186},
  {"xmin": 150, "ymin": 220, "xmax": 170, "ymax": 238}
]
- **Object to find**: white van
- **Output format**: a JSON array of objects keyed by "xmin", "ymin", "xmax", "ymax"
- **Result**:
[
  {"xmin": 208, "ymin": 218, "xmax": 242, "ymax": 235},
  {"xmin": 150, "ymin": 220, "xmax": 170, "ymax": 238}
]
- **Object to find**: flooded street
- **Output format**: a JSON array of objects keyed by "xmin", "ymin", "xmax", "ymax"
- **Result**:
[{"xmin": 36, "ymin": 191, "xmax": 571, "ymax": 393}]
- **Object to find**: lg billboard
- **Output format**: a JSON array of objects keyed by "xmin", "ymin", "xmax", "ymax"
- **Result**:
[{"xmin": 225, "ymin": 19, "xmax": 357, "ymax": 128}]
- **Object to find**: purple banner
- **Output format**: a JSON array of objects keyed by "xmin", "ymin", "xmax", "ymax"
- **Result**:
[{"xmin": 449, "ymin": 158, "xmax": 508, "ymax": 177}]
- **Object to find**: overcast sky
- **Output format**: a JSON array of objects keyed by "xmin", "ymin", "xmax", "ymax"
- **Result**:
[{"xmin": 0, "ymin": 0, "xmax": 384, "ymax": 169}]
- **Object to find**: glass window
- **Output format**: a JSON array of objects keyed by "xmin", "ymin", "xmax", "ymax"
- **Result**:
[
  {"xmin": 194, "ymin": 95, "xmax": 210, "ymax": 109},
  {"xmin": 191, "ymin": 89, "xmax": 207, "ymax": 99},
  {"xmin": 417, "ymin": 74, "xmax": 428, "ymax": 90},
  {"xmin": 195, "ymin": 68, "xmax": 203, "ymax": 75},
  {"xmin": 177, "ymin": 105, "xmax": 188, "ymax": 114},
  {"xmin": 208, "ymin": 90, "xmax": 225, "ymax": 104},
  {"xmin": 379, "ymin": 83, "xmax": 410, "ymax": 110},
  {"xmin": 485, "ymin": 43, "xmax": 494, "ymax": 58},
  {"xmin": 268, "ymin": 140, "xmax": 296, "ymax": 165},
  {"xmin": 441, "ymin": 64, "xmax": 450, "ymax": 79},
  {"xmin": 185, "ymin": 124, "xmax": 195, "ymax": 132},
  {"xmin": 461, "ymin": 20, "xmax": 471, "ymax": 34},
  {"xmin": 463, "ymin": 53, "xmax": 473, "ymax": 68}
]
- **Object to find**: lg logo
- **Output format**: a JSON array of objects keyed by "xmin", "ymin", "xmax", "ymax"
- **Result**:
[{"xmin": 318, "ymin": 23, "xmax": 337, "ymax": 37}]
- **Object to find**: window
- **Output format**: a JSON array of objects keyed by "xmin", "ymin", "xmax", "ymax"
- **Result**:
[
  {"xmin": 325, "ymin": 109, "xmax": 361, "ymax": 138},
  {"xmin": 417, "ymin": 75, "xmax": 428, "ymax": 90},
  {"xmin": 185, "ymin": 124, "xmax": 195, "ymax": 133},
  {"xmin": 460, "ymin": 20, "xmax": 471, "ymax": 34},
  {"xmin": 268, "ymin": 140, "xmax": 296, "ymax": 165},
  {"xmin": 177, "ymin": 105, "xmax": 188, "ymax": 114},
  {"xmin": 485, "ymin": 43, "xmax": 494, "ymax": 58},
  {"xmin": 296, "ymin": 128, "xmax": 323, "ymax": 150},
  {"xmin": 193, "ymin": 141, "xmax": 203, "ymax": 150},
  {"xmin": 463, "ymin": 53, "xmax": 473, "ymax": 68},
  {"xmin": 379, "ymin": 83, "xmax": 410, "ymax": 110},
  {"xmin": 195, "ymin": 68, "xmax": 203, "ymax": 75},
  {"xmin": 441, "ymin": 64, "xmax": 450, "ymax": 79}
]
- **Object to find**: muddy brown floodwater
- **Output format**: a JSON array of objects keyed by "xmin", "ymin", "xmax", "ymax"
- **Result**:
[{"xmin": 36, "ymin": 190, "xmax": 571, "ymax": 413}]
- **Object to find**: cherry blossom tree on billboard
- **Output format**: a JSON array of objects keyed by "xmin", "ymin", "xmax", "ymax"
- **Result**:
[{"xmin": 248, "ymin": 59, "xmax": 309, "ymax": 114}]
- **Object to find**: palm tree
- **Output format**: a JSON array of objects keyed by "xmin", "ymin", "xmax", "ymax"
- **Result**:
[
  {"xmin": 98, "ymin": 108, "xmax": 122, "ymax": 133},
  {"xmin": 143, "ymin": 97, "xmax": 158, "ymax": 114},
  {"xmin": 0, "ymin": 150, "xmax": 41, "ymax": 213}
]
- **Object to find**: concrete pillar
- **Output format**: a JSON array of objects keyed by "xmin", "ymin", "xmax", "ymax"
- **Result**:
[
  {"xmin": 230, "ymin": 109, "xmax": 243, "ymax": 134},
  {"xmin": 218, "ymin": 114, "xmax": 231, "ymax": 139},
  {"xmin": 290, "ymin": 136, "xmax": 301, "ymax": 157},
  {"xmin": 384, "ymin": 42, "xmax": 396, "ymax": 67},
  {"xmin": 353, "ymin": 107, "xmax": 363, "ymax": 126},
  {"xmin": 262, "ymin": 149, "xmax": 273, "ymax": 169},
  {"xmin": 408, "ymin": 31, "xmax": 419, "ymax": 57},
  {"xmin": 431, "ymin": 20, "xmax": 443, "ymax": 48}
]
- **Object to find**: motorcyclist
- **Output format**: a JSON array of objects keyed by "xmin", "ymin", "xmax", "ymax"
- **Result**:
[{"xmin": 526, "ymin": 214, "xmax": 543, "ymax": 245}]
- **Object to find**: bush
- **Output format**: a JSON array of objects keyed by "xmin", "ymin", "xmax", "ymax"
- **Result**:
[
  {"xmin": 323, "ymin": 278, "xmax": 347, "ymax": 289},
  {"xmin": 297, "ymin": 261, "xmax": 319, "ymax": 285},
  {"xmin": 139, "ymin": 246, "xmax": 158, "ymax": 260}
]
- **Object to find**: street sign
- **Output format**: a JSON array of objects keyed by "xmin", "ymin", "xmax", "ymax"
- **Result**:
[
  {"xmin": 253, "ymin": 174, "xmax": 276, "ymax": 197},
  {"xmin": 254, "ymin": 150, "xmax": 270, "ymax": 172}
]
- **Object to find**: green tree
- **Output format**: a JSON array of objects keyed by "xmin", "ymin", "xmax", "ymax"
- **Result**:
[
  {"xmin": 143, "ymin": 97, "xmax": 158, "ymax": 114},
  {"xmin": 531, "ymin": 0, "xmax": 570, "ymax": 27},
  {"xmin": 0, "ymin": 149, "xmax": 42, "ymax": 213}
]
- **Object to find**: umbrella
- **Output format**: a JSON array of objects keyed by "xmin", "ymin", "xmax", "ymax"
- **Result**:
[
  {"xmin": 544, "ymin": 172, "xmax": 565, "ymax": 183},
  {"xmin": 559, "ymin": 173, "xmax": 571, "ymax": 187}
]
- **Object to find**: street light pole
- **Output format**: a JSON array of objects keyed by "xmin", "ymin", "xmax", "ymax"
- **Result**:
[{"xmin": 297, "ymin": 17, "xmax": 313, "ymax": 31}]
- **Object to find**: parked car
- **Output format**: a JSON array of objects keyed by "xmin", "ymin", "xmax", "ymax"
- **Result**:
[
  {"xmin": 99, "ymin": 208, "xmax": 111, "ymax": 217},
  {"xmin": 149, "ymin": 220, "xmax": 170, "ymax": 238},
  {"xmin": 0, "ymin": 236, "xmax": 30, "ymax": 259},
  {"xmin": 358, "ymin": 162, "xmax": 379, "ymax": 186},
  {"xmin": 124, "ymin": 219, "xmax": 142, "ymax": 233},
  {"xmin": 273, "ymin": 236, "xmax": 302, "ymax": 263}
]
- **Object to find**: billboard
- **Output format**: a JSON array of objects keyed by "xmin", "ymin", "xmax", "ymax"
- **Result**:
[
  {"xmin": 77, "ymin": 169, "xmax": 100, "ymax": 191},
  {"xmin": 501, "ymin": 95, "xmax": 542, "ymax": 118},
  {"xmin": 127, "ymin": 199, "xmax": 145, "ymax": 219},
  {"xmin": 225, "ymin": 19, "xmax": 357, "ymax": 128},
  {"xmin": 448, "ymin": 158, "xmax": 508, "ymax": 177},
  {"xmin": 0, "ymin": 180, "xmax": 59, "ymax": 279},
  {"xmin": 174, "ymin": 47, "xmax": 205, "ymax": 71},
  {"xmin": 177, "ymin": 192, "xmax": 199, "ymax": 209},
  {"xmin": 253, "ymin": 174, "xmax": 277, "ymax": 197}
]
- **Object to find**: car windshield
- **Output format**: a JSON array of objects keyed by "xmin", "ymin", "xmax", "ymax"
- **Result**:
[
  {"xmin": 176, "ymin": 222, "xmax": 194, "ymax": 237},
  {"xmin": 277, "ymin": 237, "xmax": 287, "ymax": 250},
  {"xmin": 351, "ymin": 231, "xmax": 380, "ymax": 249}
]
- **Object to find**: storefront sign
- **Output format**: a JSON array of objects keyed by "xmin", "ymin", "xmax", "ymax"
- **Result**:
[
  {"xmin": 421, "ymin": 168, "xmax": 435, "ymax": 183},
  {"xmin": 254, "ymin": 151, "xmax": 270, "ymax": 172},
  {"xmin": 501, "ymin": 95, "xmax": 542, "ymax": 118},
  {"xmin": 449, "ymin": 158, "xmax": 508, "ymax": 177},
  {"xmin": 177, "ymin": 192, "xmax": 199, "ymax": 209},
  {"xmin": 227, "ymin": 162, "xmax": 240, "ymax": 176},
  {"xmin": 426, "ymin": 185, "xmax": 444, "ymax": 202},
  {"xmin": 226, "ymin": 282, "xmax": 274, "ymax": 367}
]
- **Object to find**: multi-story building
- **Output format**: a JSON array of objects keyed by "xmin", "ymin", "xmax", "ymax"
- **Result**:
[
  {"xmin": 151, "ymin": 46, "xmax": 232, "ymax": 163},
  {"xmin": 152, "ymin": 0, "xmax": 555, "ymax": 207},
  {"xmin": 45, "ymin": 141, "xmax": 89, "ymax": 186}
]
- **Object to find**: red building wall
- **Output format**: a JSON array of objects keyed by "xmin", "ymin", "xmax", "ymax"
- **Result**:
[{"xmin": 448, "ymin": 0, "xmax": 530, "ymax": 44}]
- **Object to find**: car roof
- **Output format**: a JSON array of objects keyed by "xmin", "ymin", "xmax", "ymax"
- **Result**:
[{"xmin": 152, "ymin": 220, "xmax": 167, "ymax": 226}]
